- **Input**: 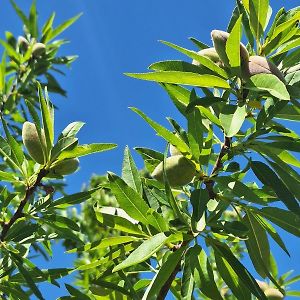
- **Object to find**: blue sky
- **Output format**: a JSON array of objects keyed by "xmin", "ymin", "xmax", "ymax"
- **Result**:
[{"xmin": 0, "ymin": 0, "xmax": 299, "ymax": 298}]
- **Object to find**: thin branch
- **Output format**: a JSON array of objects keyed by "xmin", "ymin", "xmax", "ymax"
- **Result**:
[
  {"xmin": 0, "ymin": 168, "xmax": 48, "ymax": 241},
  {"xmin": 205, "ymin": 136, "xmax": 231, "ymax": 198}
]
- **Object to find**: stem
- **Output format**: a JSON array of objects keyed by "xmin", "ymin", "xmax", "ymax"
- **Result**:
[
  {"xmin": 0, "ymin": 168, "xmax": 48, "ymax": 241},
  {"xmin": 205, "ymin": 136, "xmax": 231, "ymax": 198}
]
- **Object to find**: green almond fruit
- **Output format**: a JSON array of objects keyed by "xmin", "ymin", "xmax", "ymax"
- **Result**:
[
  {"xmin": 22, "ymin": 121, "xmax": 46, "ymax": 164},
  {"xmin": 192, "ymin": 47, "xmax": 222, "ymax": 66},
  {"xmin": 49, "ymin": 158, "xmax": 79, "ymax": 176},
  {"xmin": 245, "ymin": 56, "xmax": 284, "ymax": 80},
  {"xmin": 244, "ymin": 56, "xmax": 285, "ymax": 82},
  {"xmin": 151, "ymin": 155, "xmax": 196, "ymax": 187},
  {"xmin": 32, "ymin": 42, "xmax": 46, "ymax": 57},
  {"xmin": 256, "ymin": 280, "xmax": 269, "ymax": 292},
  {"xmin": 211, "ymin": 29, "xmax": 249, "ymax": 68},
  {"xmin": 264, "ymin": 288, "xmax": 284, "ymax": 300},
  {"xmin": 17, "ymin": 36, "xmax": 29, "ymax": 51},
  {"xmin": 169, "ymin": 144, "xmax": 181, "ymax": 156}
]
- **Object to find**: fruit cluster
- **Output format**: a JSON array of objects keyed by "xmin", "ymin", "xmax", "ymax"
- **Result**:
[
  {"xmin": 22, "ymin": 121, "xmax": 79, "ymax": 176},
  {"xmin": 194, "ymin": 30, "xmax": 284, "ymax": 82}
]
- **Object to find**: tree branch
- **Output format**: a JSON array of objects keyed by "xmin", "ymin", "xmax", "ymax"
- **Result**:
[
  {"xmin": 0, "ymin": 168, "xmax": 48, "ymax": 241},
  {"xmin": 205, "ymin": 136, "xmax": 231, "ymax": 198}
]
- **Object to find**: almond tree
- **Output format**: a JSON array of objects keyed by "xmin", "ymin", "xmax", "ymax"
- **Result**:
[{"xmin": 67, "ymin": 1, "xmax": 300, "ymax": 299}]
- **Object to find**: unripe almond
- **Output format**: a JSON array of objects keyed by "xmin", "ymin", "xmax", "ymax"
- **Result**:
[
  {"xmin": 256, "ymin": 280, "xmax": 269, "ymax": 292},
  {"xmin": 151, "ymin": 155, "xmax": 196, "ymax": 187},
  {"xmin": 192, "ymin": 47, "xmax": 221, "ymax": 66},
  {"xmin": 22, "ymin": 121, "xmax": 46, "ymax": 164},
  {"xmin": 169, "ymin": 144, "xmax": 181, "ymax": 156},
  {"xmin": 264, "ymin": 288, "xmax": 284, "ymax": 300},
  {"xmin": 49, "ymin": 158, "xmax": 79, "ymax": 176},
  {"xmin": 32, "ymin": 42, "xmax": 46, "ymax": 57},
  {"xmin": 17, "ymin": 36, "xmax": 29, "ymax": 51},
  {"xmin": 244, "ymin": 56, "xmax": 285, "ymax": 82},
  {"xmin": 211, "ymin": 30, "xmax": 249, "ymax": 68}
]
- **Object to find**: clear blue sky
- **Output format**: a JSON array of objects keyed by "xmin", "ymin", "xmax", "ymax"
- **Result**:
[{"xmin": 0, "ymin": 0, "xmax": 299, "ymax": 298}]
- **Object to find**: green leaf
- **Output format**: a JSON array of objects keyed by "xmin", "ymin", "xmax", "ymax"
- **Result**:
[
  {"xmin": 226, "ymin": 15, "xmax": 242, "ymax": 73},
  {"xmin": 65, "ymin": 284, "xmax": 91, "ymax": 300},
  {"xmin": 9, "ymin": 0, "xmax": 29, "ymax": 28},
  {"xmin": 68, "ymin": 236, "xmax": 140, "ymax": 253},
  {"xmin": 251, "ymin": 142, "xmax": 300, "ymax": 168},
  {"xmin": 147, "ymin": 209, "xmax": 169, "ymax": 232},
  {"xmin": 191, "ymin": 189, "xmax": 209, "ymax": 232},
  {"xmin": 131, "ymin": 107, "xmax": 190, "ymax": 155},
  {"xmin": 189, "ymin": 245, "xmax": 222, "ymax": 300},
  {"xmin": 186, "ymin": 96, "xmax": 225, "ymax": 113},
  {"xmin": 1, "ymin": 118, "xmax": 24, "ymax": 170},
  {"xmin": 12, "ymin": 255, "xmax": 45, "ymax": 300},
  {"xmin": 256, "ymin": 215, "xmax": 290, "ymax": 256},
  {"xmin": 46, "ymin": 13, "xmax": 82, "ymax": 42},
  {"xmin": 242, "ymin": 0, "xmax": 269, "ymax": 40},
  {"xmin": 267, "ymin": 159, "xmax": 300, "ymax": 201},
  {"xmin": 90, "ymin": 278, "xmax": 132, "ymax": 297},
  {"xmin": 181, "ymin": 249, "xmax": 194, "ymax": 300},
  {"xmin": 149, "ymin": 60, "xmax": 205, "ymax": 74},
  {"xmin": 0, "ymin": 170, "xmax": 18, "ymax": 182},
  {"xmin": 58, "ymin": 121, "xmax": 85, "ymax": 140},
  {"xmin": 275, "ymin": 104, "xmax": 300, "ymax": 121},
  {"xmin": 112, "ymin": 233, "xmax": 170, "ymax": 272},
  {"xmin": 208, "ymin": 238, "xmax": 267, "ymax": 299},
  {"xmin": 0, "ymin": 136, "xmax": 20, "ymax": 171},
  {"xmin": 257, "ymin": 207, "xmax": 300, "ymax": 237},
  {"xmin": 215, "ymin": 176, "xmax": 265, "ymax": 204},
  {"xmin": 142, "ymin": 245, "xmax": 187, "ymax": 299},
  {"xmin": 37, "ymin": 83, "xmax": 54, "ymax": 154},
  {"xmin": 160, "ymin": 40, "xmax": 228, "ymax": 78},
  {"xmin": 244, "ymin": 212, "xmax": 270, "ymax": 278},
  {"xmin": 122, "ymin": 146, "xmax": 142, "ymax": 195},
  {"xmin": 50, "ymin": 137, "xmax": 78, "ymax": 162},
  {"xmin": 108, "ymin": 172, "xmax": 150, "ymax": 224},
  {"xmin": 189, "ymin": 37, "xmax": 210, "ymax": 50},
  {"xmin": 125, "ymin": 71, "xmax": 230, "ymax": 89},
  {"xmin": 95, "ymin": 208, "xmax": 147, "ymax": 236},
  {"xmin": 246, "ymin": 74, "xmax": 290, "ymax": 100},
  {"xmin": 57, "ymin": 143, "xmax": 117, "ymax": 160},
  {"xmin": 187, "ymin": 105, "xmax": 203, "ymax": 160},
  {"xmin": 251, "ymin": 161, "xmax": 300, "ymax": 213},
  {"xmin": 50, "ymin": 187, "xmax": 101, "ymax": 208},
  {"xmin": 161, "ymin": 84, "xmax": 190, "ymax": 116},
  {"xmin": 29, "ymin": 0, "xmax": 38, "ymax": 38},
  {"xmin": 214, "ymin": 249, "xmax": 251, "ymax": 299},
  {"xmin": 219, "ymin": 104, "xmax": 246, "ymax": 137}
]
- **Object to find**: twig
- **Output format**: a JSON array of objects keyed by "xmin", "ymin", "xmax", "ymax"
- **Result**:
[
  {"xmin": 205, "ymin": 136, "xmax": 231, "ymax": 199},
  {"xmin": 0, "ymin": 168, "xmax": 48, "ymax": 241}
]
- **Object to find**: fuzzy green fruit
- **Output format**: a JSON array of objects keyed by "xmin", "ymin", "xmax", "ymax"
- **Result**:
[
  {"xmin": 256, "ymin": 280, "xmax": 269, "ymax": 292},
  {"xmin": 22, "ymin": 121, "xmax": 46, "ymax": 164},
  {"xmin": 244, "ymin": 56, "xmax": 285, "ymax": 82},
  {"xmin": 32, "ymin": 42, "xmax": 46, "ymax": 57},
  {"xmin": 17, "ymin": 36, "xmax": 29, "ymax": 51},
  {"xmin": 169, "ymin": 144, "xmax": 181, "ymax": 156},
  {"xmin": 211, "ymin": 29, "xmax": 249, "ymax": 68},
  {"xmin": 192, "ymin": 47, "xmax": 222, "ymax": 66},
  {"xmin": 264, "ymin": 288, "xmax": 284, "ymax": 300},
  {"xmin": 151, "ymin": 155, "xmax": 196, "ymax": 187},
  {"xmin": 49, "ymin": 158, "xmax": 79, "ymax": 176}
]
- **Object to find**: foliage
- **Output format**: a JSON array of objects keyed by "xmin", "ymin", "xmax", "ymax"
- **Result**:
[
  {"xmin": 0, "ymin": 1, "xmax": 299, "ymax": 300},
  {"xmin": 0, "ymin": 2, "xmax": 116, "ymax": 299},
  {"xmin": 67, "ymin": 1, "xmax": 300, "ymax": 299}
]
